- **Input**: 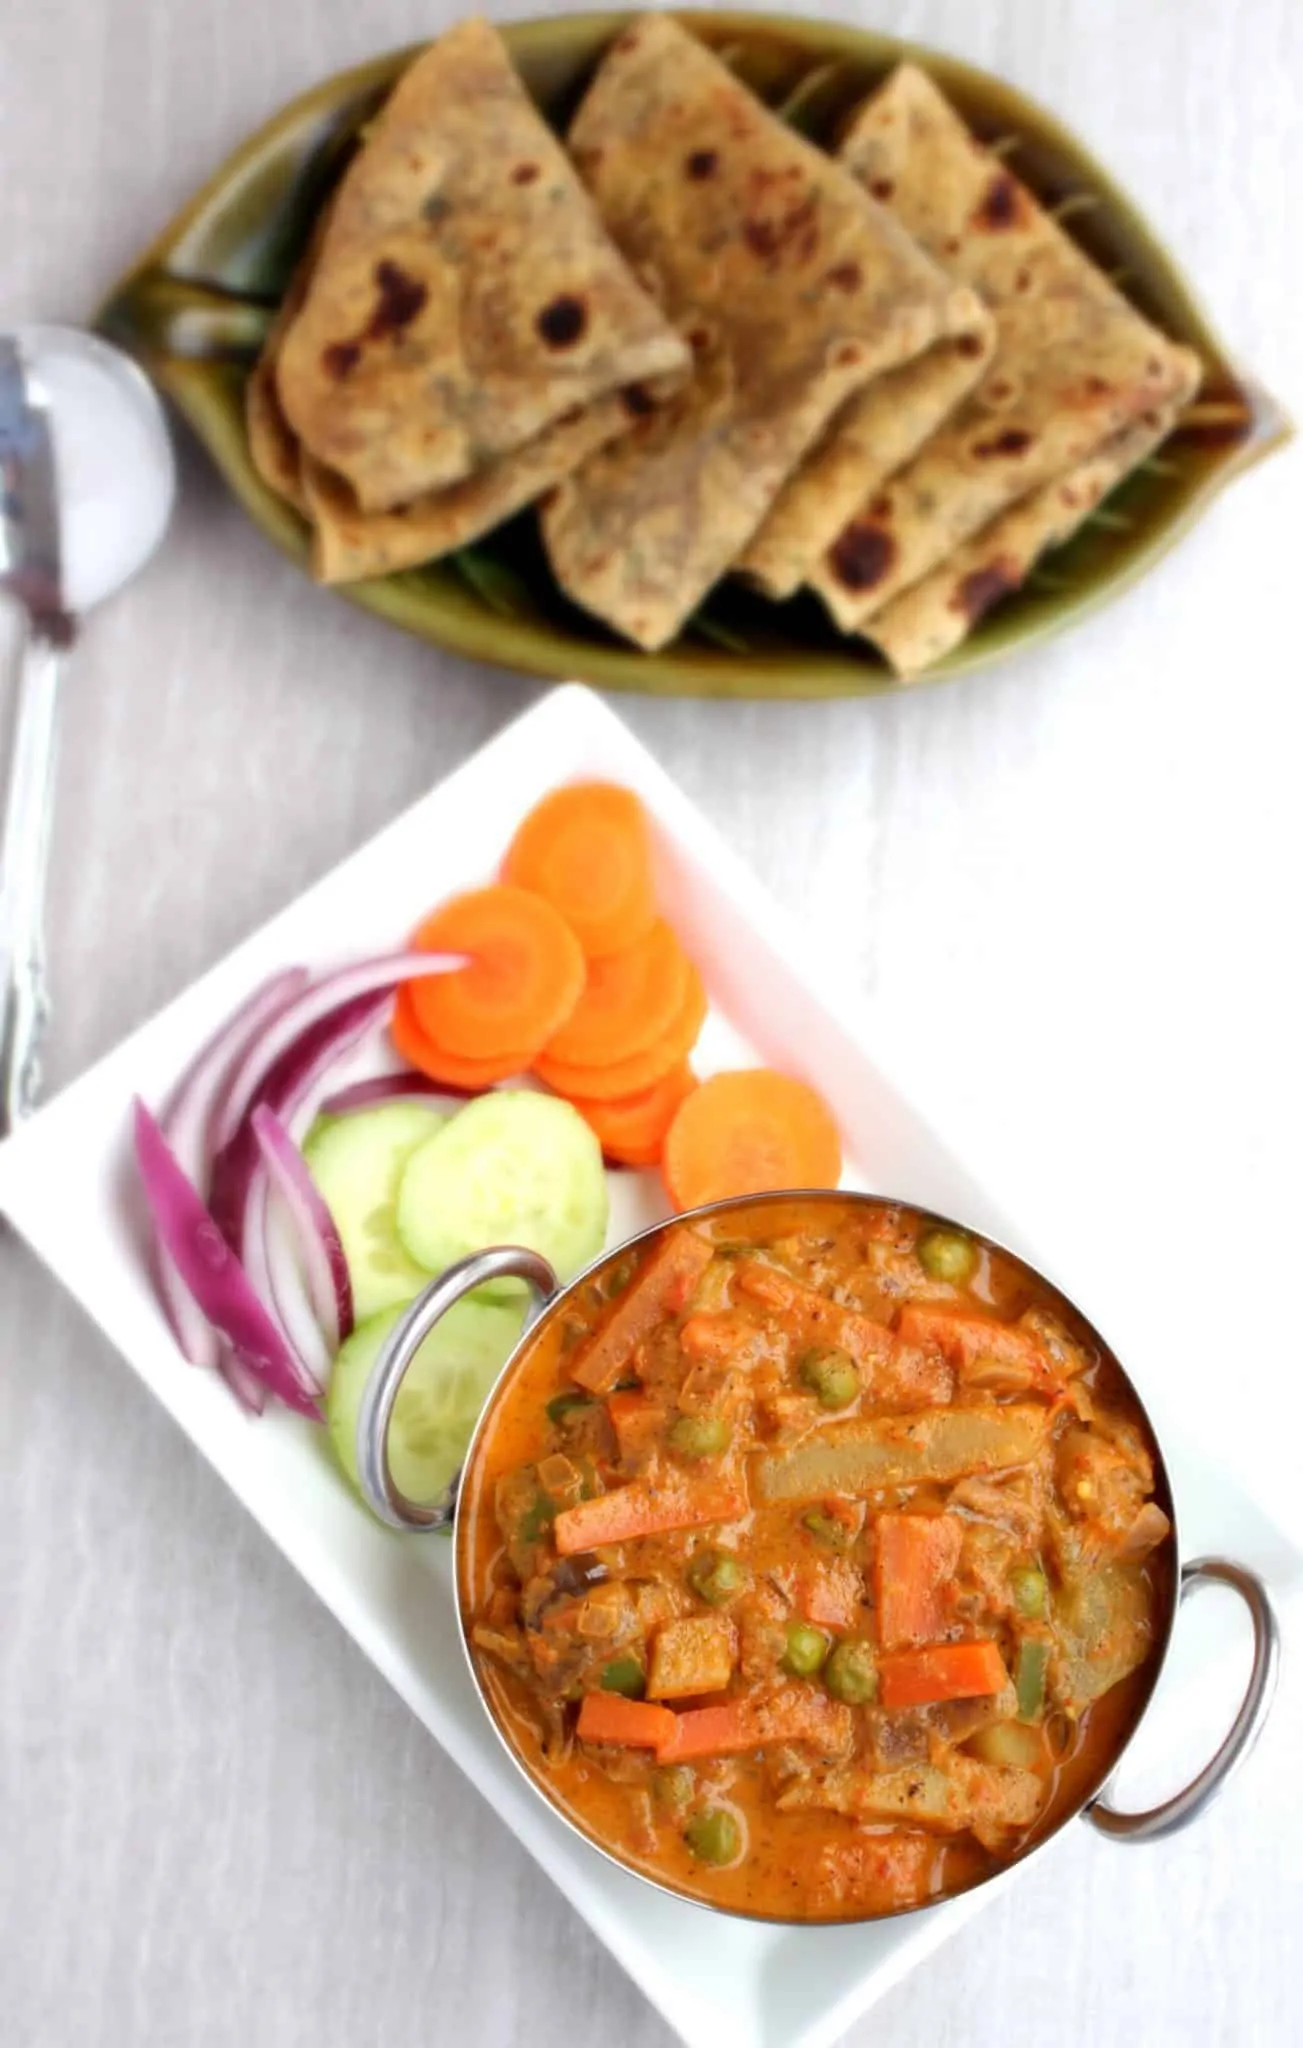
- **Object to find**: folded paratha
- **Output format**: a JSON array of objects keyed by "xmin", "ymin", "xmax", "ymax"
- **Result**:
[
  {"xmin": 249, "ymin": 241, "xmax": 649, "ymax": 582},
  {"xmin": 541, "ymin": 16, "xmax": 973, "ymax": 651},
  {"xmin": 867, "ymin": 403, "xmax": 1184, "ymax": 674},
  {"xmin": 275, "ymin": 16, "xmax": 689, "ymax": 512},
  {"xmin": 809, "ymin": 64, "xmax": 1201, "ymax": 634},
  {"xmin": 299, "ymin": 396, "xmax": 638, "ymax": 582},
  {"xmin": 739, "ymin": 287, "xmax": 995, "ymax": 600},
  {"xmin": 246, "ymin": 257, "xmax": 314, "ymax": 516}
]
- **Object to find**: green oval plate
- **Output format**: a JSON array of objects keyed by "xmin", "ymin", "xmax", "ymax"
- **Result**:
[{"xmin": 97, "ymin": 9, "xmax": 1290, "ymax": 698}]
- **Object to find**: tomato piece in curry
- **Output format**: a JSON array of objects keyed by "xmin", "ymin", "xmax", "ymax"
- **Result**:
[{"xmin": 458, "ymin": 1197, "xmax": 1173, "ymax": 1922}]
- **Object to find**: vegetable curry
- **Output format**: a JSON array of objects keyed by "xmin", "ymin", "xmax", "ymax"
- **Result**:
[{"xmin": 458, "ymin": 1196, "xmax": 1173, "ymax": 1921}]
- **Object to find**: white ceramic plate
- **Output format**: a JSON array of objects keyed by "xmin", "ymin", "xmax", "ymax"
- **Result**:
[{"xmin": 0, "ymin": 683, "xmax": 1296, "ymax": 2048}]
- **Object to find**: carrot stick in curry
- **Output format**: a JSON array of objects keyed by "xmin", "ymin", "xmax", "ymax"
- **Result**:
[
  {"xmin": 656, "ymin": 1687, "xmax": 853, "ymax": 1763},
  {"xmin": 877, "ymin": 1639, "xmax": 1009, "ymax": 1709},
  {"xmin": 569, "ymin": 1226, "xmax": 714, "ymax": 1394},
  {"xmin": 576, "ymin": 1694, "xmax": 677, "ymax": 1749},
  {"xmin": 875, "ymin": 1512, "xmax": 963, "ymax": 1648},
  {"xmin": 895, "ymin": 1305, "xmax": 1059, "ymax": 1393},
  {"xmin": 553, "ymin": 1472, "xmax": 747, "ymax": 1554}
]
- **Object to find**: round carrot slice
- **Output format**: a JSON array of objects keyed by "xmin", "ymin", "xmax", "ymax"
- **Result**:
[
  {"xmin": 535, "ymin": 968, "xmax": 707, "ymax": 1102},
  {"xmin": 391, "ymin": 985, "xmax": 535, "ymax": 1090},
  {"xmin": 569, "ymin": 1064, "xmax": 698, "ymax": 1167},
  {"xmin": 503, "ymin": 781, "xmax": 656, "ymax": 959},
  {"xmin": 662, "ymin": 1070, "xmax": 842, "ymax": 1212},
  {"xmin": 408, "ymin": 885, "xmax": 585, "ymax": 1060},
  {"xmin": 543, "ymin": 919, "xmax": 689, "ymax": 1067}
]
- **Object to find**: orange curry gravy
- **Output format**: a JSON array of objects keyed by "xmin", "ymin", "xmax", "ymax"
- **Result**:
[{"xmin": 458, "ymin": 1196, "xmax": 1173, "ymax": 1922}]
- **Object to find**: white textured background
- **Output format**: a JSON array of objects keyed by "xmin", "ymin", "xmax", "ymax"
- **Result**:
[{"xmin": 2, "ymin": 2, "xmax": 1301, "ymax": 2044}]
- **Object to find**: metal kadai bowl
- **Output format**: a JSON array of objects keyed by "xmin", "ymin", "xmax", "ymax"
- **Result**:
[{"xmin": 352, "ymin": 1191, "xmax": 1279, "ymax": 1925}]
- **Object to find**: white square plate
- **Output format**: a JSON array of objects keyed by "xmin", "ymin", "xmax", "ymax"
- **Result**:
[{"xmin": 0, "ymin": 683, "xmax": 1296, "ymax": 2048}]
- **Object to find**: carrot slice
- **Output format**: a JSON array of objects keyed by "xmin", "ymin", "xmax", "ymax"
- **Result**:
[
  {"xmin": 877, "ymin": 1639, "xmax": 1009, "ymax": 1710},
  {"xmin": 577, "ymin": 1694, "xmax": 677, "ymax": 1750},
  {"xmin": 875, "ymin": 1513, "xmax": 963, "ymax": 1650},
  {"xmin": 406, "ymin": 885, "xmax": 584, "ymax": 1061},
  {"xmin": 569, "ymin": 1064, "xmax": 698, "ymax": 1167},
  {"xmin": 535, "ymin": 968, "xmax": 707, "ymax": 1102},
  {"xmin": 662, "ymin": 1069, "xmax": 842, "ymax": 1211},
  {"xmin": 391, "ymin": 985, "xmax": 534, "ymax": 1089},
  {"xmin": 503, "ymin": 781, "xmax": 656, "ymax": 959},
  {"xmin": 543, "ymin": 919, "xmax": 689, "ymax": 1067}
]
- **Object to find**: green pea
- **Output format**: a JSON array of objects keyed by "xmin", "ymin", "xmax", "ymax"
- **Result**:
[
  {"xmin": 917, "ymin": 1227, "xmax": 978, "ymax": 1285},
  {"xmin": 824, "ymin": 1640, "xmax": 878, "ymax": 1706},
  {"xmin": 546, "ymin": 1390, "xmax": 593, "ymax": 1428},
  {"xmin": 600, "ymin": 1653, "xmax": 646, "ymax": 1699},
  {"xmin": 1011, "ymin": 1566, "xmax": 1048, "ymax": 1619},
  {"xmin": 684, "ymin": 1807, "xmax": 742, "ymax": 1866},
  {"xmin": 602, "ymin": 1255, "xmax": 637, "ymax": 1300},
  {"xmin": 687, "ymin": 1549, "xmax": 748, "ymax": 1606},
  {"xmin": 799, "ymin": 1347, "xmax": 860, "ymax": 1410},
  {"xmin": 652, "ymin": 1764, "xmax": 695, "ymax": 1818},
  {"xmin": 783, "ymin": 1622, "xmax": 830, "ymax": 1677},
  {"xmin": 669, "ymin": 1413, "xmax": 732, "ymax": 1459},
  {"xmin": 802, "ymin": 1508, "xmax": 852, "ymax": 1551}
]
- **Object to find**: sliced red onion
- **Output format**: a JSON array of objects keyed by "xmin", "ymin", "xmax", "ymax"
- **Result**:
[
  {"xmin": 164, "ymin": 966, "xmax": 310, "ymax": 1183},
  {"xmin": 243, "ymin": 1170, "xmax": 332, "ymax": 1392},
  {"xmin": 211, "ymin": 951, "xmax": 464, "ymax": 1154},
  {"xmin": 211, "ymin": 993, "xmax": 387, "ymax": 1396},
  {"xmin": 252, "ymin": 1104, "xmax": 352, "ymax": 1350},
  {"xmin": 218, "ymin": 1345, "xmax": 269, "ymax": 1416},
  {"xmin": 150, "ymin": 967, "xmax": 309, "ymax": 1370},
  {"xmin": 132, "ymin": 1098, "xmax": 321, "ymax": 1419},
  {"xmin": 319, "ymin": 1073, "xmax": 459, "ymax": 1116},
  {"xmin": 142, "ymin": 951, "xmax": 460, "ymax": 1410}
]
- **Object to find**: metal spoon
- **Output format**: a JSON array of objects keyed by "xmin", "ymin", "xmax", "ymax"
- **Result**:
[{"xmin": 0, "ymin": 327, "xmax": 175, "ymax": 1137}]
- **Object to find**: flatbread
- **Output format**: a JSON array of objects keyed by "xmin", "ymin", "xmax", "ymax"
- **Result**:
[
  {"xmin": 739, "ymin": 287, "xmax": 995, "ymax": 600},
  {"xmin": 276, "ymin": 17, "xmax": 689, "ymax": 512},
  {"xmin": 300, "ymin": 394, "xmax": 637, "ymax": 582},
  {"xmin": 866, "ymin": 403, "xmax": 1184, "ymax": 674},
  {"xmin": 540, "ymin": 16, "xmax": 970, "ymax": 651},
  {"xmin": 246, "ymin": 257, "xmax": 315, "ymax": 515},
  {"xmin": 809, "ymin": 64, "xmax": 1201, "ymax": 632}
]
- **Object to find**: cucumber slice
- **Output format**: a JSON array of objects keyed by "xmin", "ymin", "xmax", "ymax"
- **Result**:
[
  {"xmin": 304, "ymin": 1101, "xmax": 445, "ymax": 1321},
  {"xmin": 396, "ymin": 1090, "xmax": 608, "ymax": 1290},
  {"xmin": 327, "ymin": 1298, "xmax": 523, "ymax": 1513}
]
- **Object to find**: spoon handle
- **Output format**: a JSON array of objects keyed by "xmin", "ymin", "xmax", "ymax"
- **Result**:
[{"xmin": 0, "ymin": 618, "xmax": 63, "ymax": 1139}]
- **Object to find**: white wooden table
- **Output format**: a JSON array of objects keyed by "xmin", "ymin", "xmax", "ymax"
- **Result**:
[{"xmin": 2, "ymin": 3, "xmax": 1301, "ymax": 2043}]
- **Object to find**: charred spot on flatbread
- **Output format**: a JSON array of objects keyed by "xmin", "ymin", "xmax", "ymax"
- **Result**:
[
  {"xmin": 322, "ymin": 339, "xmax": 362, "ymax": 380},
  {"xmin": 973, "ymin": 427, "xmax": 1033, "ymax": 457},
  {"xmin": 953, "ymin": 557, "xmax": 1021, "ymax": 620},
  {"xmin": 537, "ymin": 295, "xmax": 589, "ymax": 348},
  {"xmin": 368, "ymin": 260, "xmax": 427, "ymax": 338},
  {"xmin": 828, "ymin": 520, "xmax": 897, "ymax": 592},
  {"xmin": 742, "ymin": 194, "xmax": 821, "ymax": 266},
  {"xmin": 973, "ymin": 173, "xmax": 1026, "ymax": 231}
]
